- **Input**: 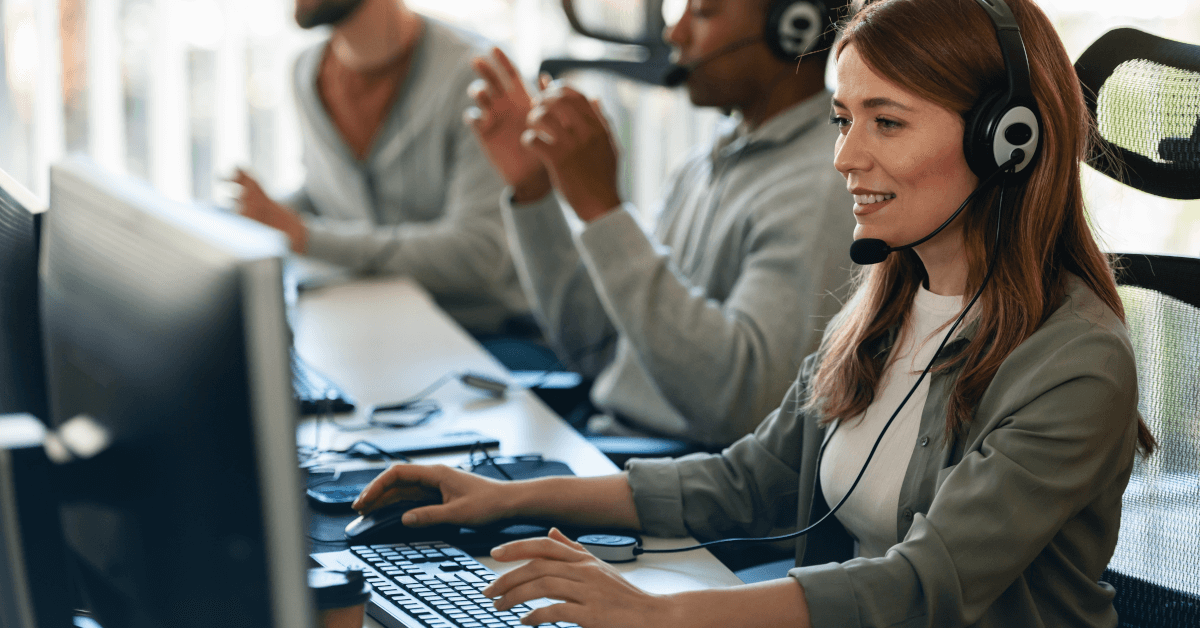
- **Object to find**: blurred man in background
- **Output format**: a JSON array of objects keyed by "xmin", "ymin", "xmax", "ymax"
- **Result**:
[
  {"xmin": 467, "ymin": 0, "xmax": 857, "ymax": 449},
  {"xmin": 234, "ymin": 0, "xmax": 530, "ymax": 335}
]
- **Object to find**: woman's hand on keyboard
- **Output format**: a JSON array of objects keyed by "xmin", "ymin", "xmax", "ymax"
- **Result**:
[
  {"xmin": 351, "ymin": 463, "xmax": 514, "ymax": 527},
  {"xmin": 483, "ymin": 528, "xmax": 675, "ymax": 627}
]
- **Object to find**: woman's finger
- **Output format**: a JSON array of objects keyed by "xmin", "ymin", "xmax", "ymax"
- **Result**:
[
  {"xmin": 491, "ymin": 534, "xmax": 590, "ymax": 564},
  {"xmin": 547, "ymin": 527, "xmax": 586, "ymax": 552},
  {"xmin": 353, "ymin": 482, "xmax": 438, "ymax": 516},
  {"xmin": 518, "ymin": 601, "xmax": 581, "ymax": 627},
  {"xmin": 352, "ymin": 463, "xmax": 443, "ymax": 511},
  {"xmin": 494, "ymin": 575, "xmax": 589, "ymax": 611},
  {"xmin": 397, "ymin": 501, "xmax": 465, "ymax": 527},
  {"xmin": 483, "ymin": 554, "xmax": 588, "ymax": 600}
]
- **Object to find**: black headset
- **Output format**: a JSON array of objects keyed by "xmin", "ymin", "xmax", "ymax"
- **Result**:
[
  {"xmin": 963, "ymin": 0, "xmax": 1041, "ymax": 177},
  {"xmin": 662, "ymin": 0, "xmax": 840, "ymax": 86},
  {"xmin": 764, "ymin": 0, "xmax": 833, "ymax": 61}
]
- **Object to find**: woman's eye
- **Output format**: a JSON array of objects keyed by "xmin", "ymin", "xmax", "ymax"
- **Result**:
[
  {"xmin": 830, "ymin": 115, "xmax": 850, "ymax": 129},
  {"xmin": 876, "ymin": 117, "xmax": 901, "ymax": 130}
]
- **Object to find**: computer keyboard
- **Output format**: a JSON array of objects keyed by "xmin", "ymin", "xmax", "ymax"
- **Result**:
[
  {"xmin": 312, "ymin": 541, "xmax": 581, "ymax": 628},
  {"xmin": 292, "ymin": 350, "xmax": 356, "ymax": 415}
]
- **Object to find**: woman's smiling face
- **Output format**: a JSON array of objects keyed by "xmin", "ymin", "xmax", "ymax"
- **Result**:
[{"xmin": 832, "ymin": 44, "xmax": 979, "ymax": 255}]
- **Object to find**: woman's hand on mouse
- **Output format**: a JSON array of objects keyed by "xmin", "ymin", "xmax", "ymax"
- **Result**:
[
  {"xmin": 352, "ymin": 463, "xmax": 513, "ymax": 527},
  {"xmin": 482, "ymin": 528, "xmax": 676, "ymax": 627}
]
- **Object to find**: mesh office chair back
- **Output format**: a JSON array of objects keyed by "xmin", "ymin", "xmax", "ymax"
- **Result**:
[
  {"xmin": 1075, "ymin": 28, "xmax": 1200, "ymax": 200},
  {"xmin": 1107, "ymin": 254, "xmax": 1200, "ymax": 627},
  {"xmin": 1075, "ymin": 27, "xmax": 1200, "ymax": 628}
]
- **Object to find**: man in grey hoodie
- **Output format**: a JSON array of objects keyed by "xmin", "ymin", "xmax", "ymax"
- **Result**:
[
  {"xmin": 467, "ymin": 0, "xmax": 856, "ymax": 448},
  {"xmin": 234, "ymin": 0, "xmax": 529, "ymax": 335}
]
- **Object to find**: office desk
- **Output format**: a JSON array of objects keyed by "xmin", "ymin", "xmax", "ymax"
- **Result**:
[{"xmin": 291, "ymin": 277, "xmax": 743, "ymax": 626}]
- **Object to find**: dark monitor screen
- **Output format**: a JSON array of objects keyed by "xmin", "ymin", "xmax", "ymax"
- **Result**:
[
  {"xmin": 41, "ymin": 158, "xmax": 314, "ymax": 628},
  {"xmin": 0, "ymin": 415, "xmax": 74, "ymax": 628},
  {"xmin": 0, "ymin": 168, "xmax": 48, "ymax": 422}
]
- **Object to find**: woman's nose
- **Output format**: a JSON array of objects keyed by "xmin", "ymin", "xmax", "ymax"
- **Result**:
[{"xmin": 834, "ymin": 125, "xmax": 870, "ymax": 175}]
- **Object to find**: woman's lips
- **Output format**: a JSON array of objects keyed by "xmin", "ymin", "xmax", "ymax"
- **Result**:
[{"xmin": 853, "ymin": 195, "xmax": 895, "ymax": 216}]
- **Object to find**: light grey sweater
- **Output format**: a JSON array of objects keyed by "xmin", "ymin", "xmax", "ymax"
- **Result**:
[
  {"xmin": 502, "ymin": 93, "xmax": 856, "ymax": 446},
  {"xmin": 287, "ymin": 18, "xmax": 528, "ymax": 334}
]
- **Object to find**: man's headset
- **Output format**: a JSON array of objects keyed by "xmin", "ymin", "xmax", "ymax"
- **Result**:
[
  {"xmin": 663, "ymin": 0, "xmax": 835, "ymax": 87},
  {"xmin": 583, "ymin": 0, "xmax": 1047, "ymax": 564}
]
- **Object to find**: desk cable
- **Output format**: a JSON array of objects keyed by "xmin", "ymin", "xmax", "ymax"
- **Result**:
[
  {"xmin": 323, "ymin": 370, "xmax": 509, "ymax": 436},
  {"xmin": 298, "ymin": 397, "xmax": 418, "ymax": 468},
  {"xmin": 465, "ymin": 441, "xmax": 514, "ymax": 480},
  {"xmin": 364, "ymin": 372, "xmax": 460, "ymax": 428}
]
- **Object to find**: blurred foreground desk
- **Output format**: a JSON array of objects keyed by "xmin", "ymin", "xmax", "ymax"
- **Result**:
[{"xmin": 291, "ymin": 278, "xmax": 742, "ymax": 626}]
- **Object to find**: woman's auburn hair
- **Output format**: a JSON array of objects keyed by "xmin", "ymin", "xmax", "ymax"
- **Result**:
[{"xmin": 809, "ymin": 0, "xmax": 1156, "ymax": 454}]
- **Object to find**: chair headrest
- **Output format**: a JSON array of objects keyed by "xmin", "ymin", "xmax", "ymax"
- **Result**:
[{"xmin": 1075, "ymin": 28, "xmax": 1200, "ymax": 200}]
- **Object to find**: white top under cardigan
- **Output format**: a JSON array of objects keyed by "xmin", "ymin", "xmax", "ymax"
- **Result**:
[{"xmin": 820, "ymin": 286, "xmax": 964, "ymax": 558}]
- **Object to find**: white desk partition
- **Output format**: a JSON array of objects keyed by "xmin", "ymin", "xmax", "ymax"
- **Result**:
[{"xmin": 291, "ymin": 278, "xmax": 743, "ymax": 626}]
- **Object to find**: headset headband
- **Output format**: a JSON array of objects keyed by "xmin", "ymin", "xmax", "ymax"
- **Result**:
[
  {"xmin": 972, "ymin": 0, "xmax": 1035, "ymax": 105},
  {"xmin": 964, "ymin": 0, "xmax": 1041, "ymax": 176}
]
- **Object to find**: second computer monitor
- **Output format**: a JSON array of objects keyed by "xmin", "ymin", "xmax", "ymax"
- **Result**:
[
  {"xmin": 41, "ymin": 158, "xmax": 314, "ymax": 628},
  {"xmin": 0, "ymin": 168, "xmax": 48, "ymax": 422}
]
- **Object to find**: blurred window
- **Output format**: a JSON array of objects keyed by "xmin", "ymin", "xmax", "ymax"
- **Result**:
[{"xmin": 0, "ymin": 0, "xmax": 1193, "ymax": 255}]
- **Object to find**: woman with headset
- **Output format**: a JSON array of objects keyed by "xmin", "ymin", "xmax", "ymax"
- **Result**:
[{"xmin": 354, "ymin": 0, "xmax": 1155, "ymax": 625}]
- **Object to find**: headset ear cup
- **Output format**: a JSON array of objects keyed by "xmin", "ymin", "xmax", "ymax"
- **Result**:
[
  {"xmin": 963, "ymin": 89, "xmax": 1008, "ymax": 178},
  {"xmin": 764, "ymin": 0, "xmax": 827, "ymax": 61}
]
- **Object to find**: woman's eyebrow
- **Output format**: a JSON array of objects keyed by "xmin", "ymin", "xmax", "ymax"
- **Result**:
[{"xmin": 831, "ymin": 96, "xmax": 915, "ymax": 111}]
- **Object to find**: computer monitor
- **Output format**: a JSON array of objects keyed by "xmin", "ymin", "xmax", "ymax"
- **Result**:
[
  {"xmin": 41, "ymin": 158, "xmax": 315, "ymax": 628},
  {"xmin": 0, "ymin": 168, "xmax": 49, "ymax": 422},
  {"xmin": 0, "ymin": 414, "xmax": 74, "ymax": 628},
  {"xmin": 0, "ymin": 168, "xmax": 72, "ymax": 627}
]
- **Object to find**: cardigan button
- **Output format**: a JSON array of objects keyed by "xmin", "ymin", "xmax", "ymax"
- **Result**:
[
  {"xmin": 903, "ymin": 508, "xmax": 914, "ymax": 521},
  {"xmin": 920, "ymin": 436, "xmax": 930, "ymax": 447}
]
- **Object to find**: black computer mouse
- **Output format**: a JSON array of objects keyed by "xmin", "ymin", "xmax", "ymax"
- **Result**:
[{"xmin": 344, "ymin": 499, "xmax": 459, "ymax": 544}]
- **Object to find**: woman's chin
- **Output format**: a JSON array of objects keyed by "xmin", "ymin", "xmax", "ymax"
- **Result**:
[{"xmin": 852, "ymin": 225, "xmax": 884, "ymax": 243}]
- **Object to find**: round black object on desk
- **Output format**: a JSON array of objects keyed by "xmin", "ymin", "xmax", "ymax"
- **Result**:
[
  {"xmin": 308, "ymin": 568, "xmax": 371, "ymax": 610},
  {"xmin": 577, "ymin": 534, "xmax": 639, "ymax": 563}
]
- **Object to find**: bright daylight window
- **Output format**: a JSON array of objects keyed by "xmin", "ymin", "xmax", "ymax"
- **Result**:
[{"xmin": 0, "ymin": 0, "xmax": 1196, "ymax": 255}]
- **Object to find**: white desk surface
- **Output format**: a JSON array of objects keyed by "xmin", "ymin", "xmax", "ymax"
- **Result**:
[{"xmin": 291, "ymin": 278, "xmax": 742, "ymax": 625}]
